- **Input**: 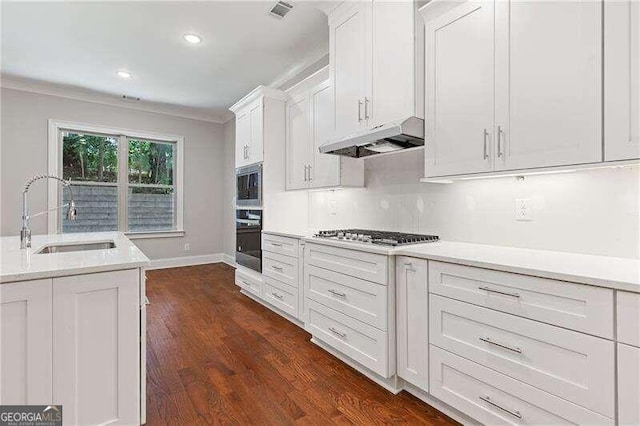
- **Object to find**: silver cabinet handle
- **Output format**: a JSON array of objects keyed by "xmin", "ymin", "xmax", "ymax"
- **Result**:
[
  {"xmin": 404, "ymin": 261, "xmax": 413, "ymax": 267},
  {"xmin": 329, "ymin": 327, "xmax": 346, "ymax": 338},
  {"xmin": 328, "ymin": 289, "xmax": 347, "ymax": 298},
  {"xmin": 271, "ymin": 242, "xmax": 283, "ymax": 247},
  {"xmin": 479, "ymin": 336, "xmax": 523, "ymax": 354},
  {"xmin": 240, "ymin": 280, "xmax": 249, "ymax": 287},
  {"xmin": 271, "ymin": 265, "xmax": 284, "ymax": 271},
  {"xmin": 358, "ymin": 99, "xmax": 363, "ymax": 122},
  {"xmin": 483, "ymin": 129, "xmax": 489, "ymax": 160},
  {"xmin": 479, "ymin": 396, "xmax": 522, "ymax": 419},
  {"xmin": 497, "ymin": 125, "xmax": 504, "ymax": 158},
  {"xmin": 271, "ymin": 292, "xmax": 284, "ymax": 300},
  {"xmin": 478, "ymin": 286, "xmax": 520, "ymax": 298},
  {"xmin": 364, "ymin": 97, "xmax": 370, "ymax": 120},
  {"xmin": 308, "ymin": 165, "xmax": 312, "ymax": 182},
  {"xmin": 303, "ymin": 165, "xmax": 307, "ymax": 182}
]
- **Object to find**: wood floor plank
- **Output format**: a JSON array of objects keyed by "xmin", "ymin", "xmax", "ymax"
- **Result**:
[{"xmin": 145, "ymin": 264, "xmax": 460, "ymax": 426}]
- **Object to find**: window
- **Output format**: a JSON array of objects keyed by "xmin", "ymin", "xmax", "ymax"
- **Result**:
[{"xmin": 49, "ymin": 121, "xmax": 183, "ymax": 237}]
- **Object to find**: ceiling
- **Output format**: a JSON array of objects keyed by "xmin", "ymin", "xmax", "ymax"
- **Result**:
[{"xmin": 1, "ymin": 1, "xmax": 330, "ymax": 122}]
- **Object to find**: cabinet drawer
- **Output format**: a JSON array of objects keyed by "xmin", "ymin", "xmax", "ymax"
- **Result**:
[
  {"xmin": 262, "ymin": 234, "xmax": 300, "ymax": 258},
  {"xmin": 304, "ymin": 242, "xmax": 388, "ymax": 285},
  {"xmin": 430, "ymin": 295, "xmax": 615, "ymax": 417},
  {"xmin": 617, "ymin": 291, "xmax": 640, "ymax": 347},
  {"xmin": 263, "ymin": 251, "xmax": 299, "ymax": 289},
  {"xmin": 307, "ymin": 300, "xmax": 390, "ymax": 377},
  {"xmin": 235, "ymin": 269, "xmax": 262, "ymax": 298},
  {"xmin": 618, "ymin": 343, "xmax": 640, "ymax": 425},
  {"xmin": 305, "ymin": 264, "xmax": 388, "ymax": 330},
  {"xmin": 430, "ymin": 346, "xmax": 613, "ymax": 425},
  {"xmin": 263, "ymin": 277, "xmax": 298, "ymax": 318},
  {"xmin": 429, "ymin": 261, "xmax": 614, "ymax": 338}
]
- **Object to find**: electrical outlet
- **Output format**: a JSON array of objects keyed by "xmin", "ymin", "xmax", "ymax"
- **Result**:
[
  {"xmin": 184, "ymin": 243, "xmax": 190, "ymax": 251},
  {"xmin": 515, "ymin": 198, "xmax": 533, "ymax": 221},
  {"xmin": 329, "ymin": 199, "xmax": 337, "ymax": 216}
]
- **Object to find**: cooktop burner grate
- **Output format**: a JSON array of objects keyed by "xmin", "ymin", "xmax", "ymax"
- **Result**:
[{"xmin": 315, "ymin": 229, "xmax": 439, "ymax": 246}]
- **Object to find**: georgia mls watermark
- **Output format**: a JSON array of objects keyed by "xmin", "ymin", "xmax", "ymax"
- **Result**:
[{"xmin": 0, "ymin": 406, "xmax": 62, "ymax": 426}]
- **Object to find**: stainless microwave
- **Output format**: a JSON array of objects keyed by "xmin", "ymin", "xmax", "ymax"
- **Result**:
[{"xmin": 236, "ymin": 163, "xmax": 262, "ymax": 208}]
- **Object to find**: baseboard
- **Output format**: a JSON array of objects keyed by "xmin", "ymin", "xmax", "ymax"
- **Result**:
[
  {"xmin": 221, "ymin": 254, "xmax": 236, "ymax": 267},
  {"xmin": 148, "ymin": 253, "xmax": 226, "ymax": 270}
]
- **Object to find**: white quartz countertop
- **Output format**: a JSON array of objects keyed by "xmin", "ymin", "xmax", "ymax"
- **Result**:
[
  {"xmin": 396, "ymin": 241, "xmax": 640, "ymax": 293},
  {"xmin": 262, "ymin": 229, "xmax": 311, "ymax": 239},
  {"xmin": 0, "ymin": 232, "xmax": 150, "ymax": 283}
]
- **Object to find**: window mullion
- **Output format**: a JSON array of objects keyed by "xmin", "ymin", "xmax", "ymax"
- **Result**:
[{"xmin": 118, "ymin": 135, "xmax": 129, "ymax": 232}]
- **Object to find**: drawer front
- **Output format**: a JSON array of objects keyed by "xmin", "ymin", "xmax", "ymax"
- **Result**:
[
  {"xmin": 430, "ymin": 295, "xmax": 615, "ymax": 417},
  {"xmin": 618, "ymin": 343, "xmax": 640, "ymax": 425},
  {"xmin": 305, "ymin": 264, "xmax": 388, "ymax": 330},
  {"xmin": 430, "ymin": 346, "xmax": 614, "ymax": 425},
  {"xmin": 263, "ymin": 277, "xmax": 298, "ymax": 318},
  {"xmin": 304, "ymin": 242, "xmax": 388, "ymax": 285},
  {"xmin": 617, "ymin": 291, "xmax": 640, "ymax": 347},
  {"xmin": 235, "ymin": 270, "xmax": 262, "ymax": 298},
  {"xmin": 262, "ymin": 234, "xmax": 300, "ymax": 258},
  {"xmin": 429, "ymin": 261, "xmax": 614, "ymax": 338},
  {"xmin": 307, "ymin": 300, "xmax": 390, "ymax": 377},
  {"xmin": 263, "ymin": 251, "xmax": 299, "ymax": 289}
]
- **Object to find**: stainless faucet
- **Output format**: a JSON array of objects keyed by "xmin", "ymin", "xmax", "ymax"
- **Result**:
[{"xmin": 21, "ymin": 174, "xmax": 77, "ymax": 249}]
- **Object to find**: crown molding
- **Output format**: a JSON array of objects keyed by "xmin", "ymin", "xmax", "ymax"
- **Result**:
[{"xmin": 1, "ymin": 74, "xmax": 228, "ymax": 124}]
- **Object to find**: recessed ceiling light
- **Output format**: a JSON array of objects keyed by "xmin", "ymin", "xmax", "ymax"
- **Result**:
[
  {"xmin": 116, "ymin": 70, "xmax": 133, "ymax": 79},
  {"xmin": 183, "ymin": 33, "xmax": 202, "ymax": 44}
]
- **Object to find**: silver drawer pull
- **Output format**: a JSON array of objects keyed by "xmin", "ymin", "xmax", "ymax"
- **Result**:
[
  {"xmin": 479, "ymin": 396, "xmax": 522, "ymax": 419},
  {"xmin": 271, "ymin": 242, "xmax": 283, "ymax": 247},
  {"xmin": 478, "ymin": 286, "xmax": 520, "ymax": 298},
  {"xmin": 328, "ymin": 289, "xmax": 347, "ymax": 298},
  {"xmin": 329, "ymin": 327, "xmax": 346, "ymax": 338},
  {"xmin": 240, "ymin": 280, "xmax": 250, "ymax": 287},
  {"xmin": 271, "ymin": 265, "xmax": 284, "ymax": 271},
  {"xmin": 271, "ymin": 292, "xmax": 284, "ymax": 300},
  {"xmin": 479, "ymin": 336, "xmax": 523, "ymax": 354}
]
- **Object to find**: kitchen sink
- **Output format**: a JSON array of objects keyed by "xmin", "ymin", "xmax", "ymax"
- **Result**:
[{"xmin": 36, "ymin": 241, "xmax": 116, "ymax": 254}]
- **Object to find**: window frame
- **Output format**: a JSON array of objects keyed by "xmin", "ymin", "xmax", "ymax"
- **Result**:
[{"xmin": 48, "ymin": 119, "xmax": 184, "ymax": 239}]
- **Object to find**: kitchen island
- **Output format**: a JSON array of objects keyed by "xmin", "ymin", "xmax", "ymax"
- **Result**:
[{"xmin": 0, "ymin": 232, "xmax": 149, "ymax": 425}]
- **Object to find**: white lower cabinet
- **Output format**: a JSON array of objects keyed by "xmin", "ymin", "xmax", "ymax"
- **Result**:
[
  {"xmin": 53, "ymin": 269, "xmax": 140, "ymax": 426},
  {"xmin": 430, "ymin": 294, "xmax": 615, "ymax": 417},
  {"xmin": 430, "ymin": 346, "xmax": 614, "ymax": 425},
  {"xmin": 618, "ymin": 343, "xmax": 640, "ymax": 425},
  {"xmin": 396, "ymin": 257, "xmax": 429, "ymax": 391},
  {"xmin": 0, "ymin": 279, "xmax": 53, "ymax": 405}
]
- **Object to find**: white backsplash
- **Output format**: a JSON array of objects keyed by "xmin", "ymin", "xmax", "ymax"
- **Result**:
[{"xmin": 308, "ymin": 150, "xmax": 640, "ymax": 259}]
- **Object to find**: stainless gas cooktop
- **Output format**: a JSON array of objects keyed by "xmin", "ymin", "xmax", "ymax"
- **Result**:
[{"xmin": 314, "ymin": 229, "xmax": 439, "ymax": 246}]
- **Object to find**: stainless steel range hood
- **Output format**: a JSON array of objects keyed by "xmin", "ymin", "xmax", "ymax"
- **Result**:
[{"xmin": 319, "ymin": 116, "xmax": 424, "ymax": 158}]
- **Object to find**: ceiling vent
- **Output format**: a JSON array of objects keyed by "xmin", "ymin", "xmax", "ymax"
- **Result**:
[{"xmin": 269, "ymin": 1, "xmax": 293, "ymax": 19}]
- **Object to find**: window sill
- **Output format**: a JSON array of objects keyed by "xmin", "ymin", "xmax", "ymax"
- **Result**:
[{"xmin": 125, "ymin": 230, "xmax": 185, "ymax": 240}]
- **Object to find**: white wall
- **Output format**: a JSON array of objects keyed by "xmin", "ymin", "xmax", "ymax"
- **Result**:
[
  {"xmin": 308, "ymin": 149, "xmax": 640, "ymax": 259},
  {"xmin": 1, "ymin": 87, "xmax": 226, "ymax": 260},
  {"xmin": 222, "ymin": 119, "xmax": 236, "ymax": 258}
]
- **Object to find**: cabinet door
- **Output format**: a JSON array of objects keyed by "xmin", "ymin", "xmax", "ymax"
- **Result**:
[
  {"xmin": 495, "ymin": 0, "xmax": 602, "ymax": 170},
  {"xmin": 618, "ymin": 343, "xmax": 640, "ymax": 425},
  {"xmin": 249, "ymin": 100, "xmax": 264, "ymax": 164},
  {"xmin": 235, "ymin": 111, "xmax": 250, "ymax": 167},
  {"xmin": 424, "ymin": 2, "xmax": 495, "ymax": 177},
  {"xmin": 311, "ymin": 80, "xmax": 341, "ymax": 188},
  {"xmin": 396, "ymin": 257, "xmax": 429, "ymax": 391},
  {"xmin": 330, "ymin": 1, "xmax": 371, "ymax": 138},
  {"xmin": 286, "ymin": 92, "xmax": 311, "ymax": 190},
  {"xmin": 0, "ymin": 279, "xmax": 52, "ymax": 405},
  {"xmin": 53, "ymin": 269, "xmax": 139, "ymax": 426},
  {"xmin": 604, "ymin": 0, "xmax": 640, "ymax": 161}
]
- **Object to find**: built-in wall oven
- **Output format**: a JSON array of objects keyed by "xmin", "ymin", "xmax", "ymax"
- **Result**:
[
  {"xmin": 236, "ymin": 209, "xmax": 262, "ymax": 272},
  {"xmin": 236, "ymin": 163, "xmax": 262, "ymax": 208}
]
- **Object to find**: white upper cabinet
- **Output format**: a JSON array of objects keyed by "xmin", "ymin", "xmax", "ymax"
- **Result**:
[
  {"xmin": 422, "ymin": 0, "xmax": 605, "ymax": 178},
  {"xmin": 604, "ymin": 0, "xmax": 640, "ymax": 161},
  {"xmin": 329, "ymin": 0, "xmax": 418, "ymax": 141},
  {"xmin": 494, "ymin": 0, "xmax": 602, "ymax": 170},
  {"xmin": 285, "ymin": 68, "xmax": 364, "ymax": 190},
  {"xmin": 424, "ymin": 1, "xmax": 495, "ymax": 176},
  {"xmin": 231, "ymin": 86, "xmax": 287, "ymax": 168}
]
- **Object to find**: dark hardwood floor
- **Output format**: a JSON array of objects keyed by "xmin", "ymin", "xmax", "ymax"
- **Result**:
[{"xmin": 145, "ymin": 263, "xmax": 459, "ymax": 425}]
